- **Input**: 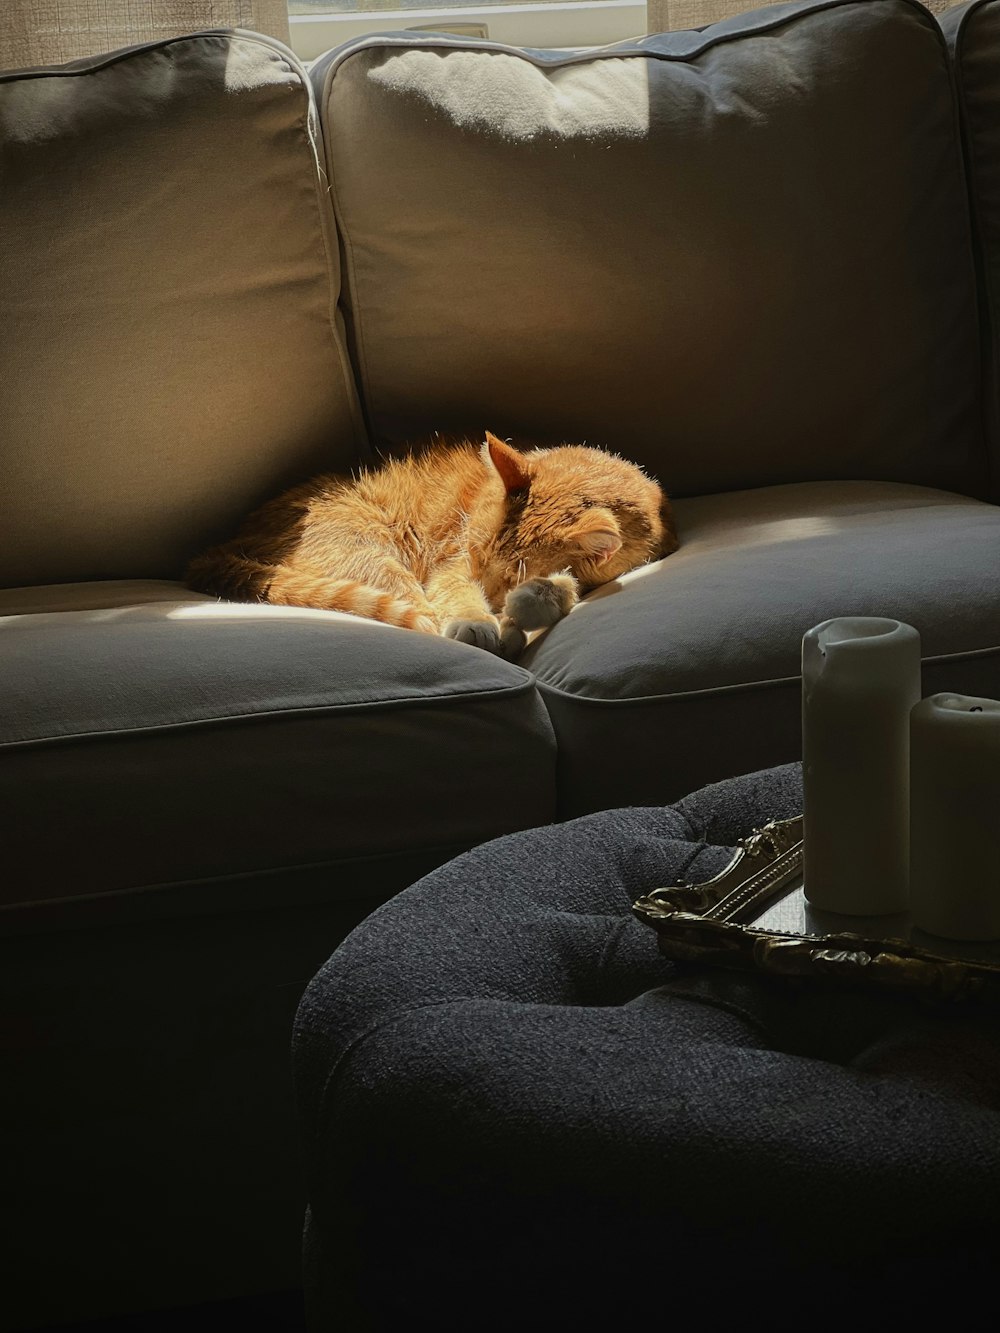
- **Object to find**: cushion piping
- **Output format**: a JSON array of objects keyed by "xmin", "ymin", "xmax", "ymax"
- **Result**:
[
  {"xmin": 314, "ymin": 0, "xmax": 944, "ymax": 84},
  {"xmin": 532, "ymin": 641, "xmax": 1000, "ymax": 707},
  {"xmin": 1, "ymin": 676, "xmax": 541, "ymax": 751},
  {"xmin": 1, "ymin": 26, "xmax": 289, "ymax": 83}
]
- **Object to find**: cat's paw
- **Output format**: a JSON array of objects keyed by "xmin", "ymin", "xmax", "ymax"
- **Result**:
[
  {"xmin": 502, "ymin": 574, "xmax": 579, "ymax": 632},
  {"xmin": 499, "ymin": 622, "xmax": 528, "ymax": 661},
  {"xmin": 442, "ymin": 617, "xmax": 503, "ymax": 654}
]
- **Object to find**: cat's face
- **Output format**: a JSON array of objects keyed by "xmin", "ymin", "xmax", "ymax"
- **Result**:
[{"xmin": 482, "ymin": 432, "xmax": 673, "ymax": 593}]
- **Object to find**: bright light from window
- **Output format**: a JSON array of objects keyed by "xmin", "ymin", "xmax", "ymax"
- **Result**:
[
  {"xmin": 291, "ymin": 0, "xmax": 609, "ymax": 10},
  {"xmin": 286, "ymin": 2, "xmax": 648, "ymax": 66}
]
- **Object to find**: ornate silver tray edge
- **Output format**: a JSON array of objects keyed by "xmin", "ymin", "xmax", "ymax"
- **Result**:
[{"xmin": 632, "ymin": 816, "xmax": 1000, "ymax": 1003}]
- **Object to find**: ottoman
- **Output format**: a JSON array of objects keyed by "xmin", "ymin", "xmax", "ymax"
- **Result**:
[{"xmin": 293, "ymin": 765, "xmax": 1000, "ymax": 1327}]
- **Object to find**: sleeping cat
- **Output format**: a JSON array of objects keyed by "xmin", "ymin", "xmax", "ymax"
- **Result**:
[{"xmin": 186, "ymin": 432, "xmax": 678, "ymax": 655}]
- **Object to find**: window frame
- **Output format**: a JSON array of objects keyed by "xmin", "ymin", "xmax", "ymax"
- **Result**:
[{"xmin": 288, "ymin": 1, "xmax": 648, "ymax": 58}]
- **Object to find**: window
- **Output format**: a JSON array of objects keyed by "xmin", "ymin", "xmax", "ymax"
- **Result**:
[{"xmin": 287, "ymin": 0, "xmax": 649, "ymax": 60}]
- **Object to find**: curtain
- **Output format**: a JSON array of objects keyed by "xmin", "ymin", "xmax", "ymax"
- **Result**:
[
  {"xmin": 0, "ymin": 1, "xmax": 290, "ymax": 70},
  {"xmin": 648, "ymin": 0, "xmax": 955, "ymax": 31}
]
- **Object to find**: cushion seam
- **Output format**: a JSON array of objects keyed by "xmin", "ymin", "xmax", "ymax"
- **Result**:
[
  {"xmin": 0, "ymin": 29, "xmax": 296, "ymax": 83},
  {"xmin": 322, "ymin": 0, "xmax": 937, "ymax": 76},
  {"xmin": 0, "ymin": 677, "xmax": 540, "ymax": 750},
  {"xmin": 0, "ymin": 836, "xmax": 480, "ymax": 915},
  {"xmin": 533, "ymin": 642, "xmax": 1000, "ymax": 706},
  {"xmin": 325, "ymin": 128, "xmax": 375, "ymax": 454},
  {"xmin": 297, "ymin": 53, "xmax": 370, "ymax": 462}
]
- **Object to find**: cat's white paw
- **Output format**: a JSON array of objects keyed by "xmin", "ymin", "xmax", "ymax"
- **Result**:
[
  {"xmin": 443, "ymin": 618, "xmax": 503, "ymax": 654},
  {"xmin": 503, "ymin": 574, "xmax": 579, "ymax": 632}
]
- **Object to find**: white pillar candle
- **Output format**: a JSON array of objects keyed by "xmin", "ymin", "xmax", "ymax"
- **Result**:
[
  {"xmin": 909, "ymin": 694, "xmax": 1000, "ymax": 941},
  {"xmin": 802, "ymin": 617, "xmax": 921, "ymax": 915}
]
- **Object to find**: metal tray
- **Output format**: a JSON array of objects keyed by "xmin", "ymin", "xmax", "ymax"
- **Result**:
[{"xmin": 632, "ymin": 816, "xmax": 1000, "ymax": 1004}]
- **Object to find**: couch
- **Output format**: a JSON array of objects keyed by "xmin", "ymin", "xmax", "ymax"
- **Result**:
[{"xmin": 3, "ymin": 0, "xmax": 1000, "ymax": 1324}]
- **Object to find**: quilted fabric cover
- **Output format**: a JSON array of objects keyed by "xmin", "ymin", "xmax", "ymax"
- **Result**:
[{"xmin": 294, "ymin": 763, "xmax": 1000, "ymax": 1325}]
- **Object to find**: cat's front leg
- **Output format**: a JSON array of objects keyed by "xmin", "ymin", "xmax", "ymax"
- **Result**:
[
  {"xmin": 498, "ymin": 573, "xmax": 578, "ymax": 660},
  {"xmin": 426, "ymin": 558, "xmax": 503, "ymax": 655},
  {"xmin": 502, "ymin": 573, "xmax": 579, "ymax": 632}
]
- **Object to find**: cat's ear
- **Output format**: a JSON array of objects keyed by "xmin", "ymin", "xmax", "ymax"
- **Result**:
[
  {"xmin": 483, "ymin": 431, "xmax": 531, "ymax": 494},
  {"xmin": 570, "ymin": 508, "xmax": 623, "ymax": 564}
]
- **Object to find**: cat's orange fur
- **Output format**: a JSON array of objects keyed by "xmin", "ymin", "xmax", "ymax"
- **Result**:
[{"xmin": 186, "ymin": 432, "xmax": 678, "ymax": 653}]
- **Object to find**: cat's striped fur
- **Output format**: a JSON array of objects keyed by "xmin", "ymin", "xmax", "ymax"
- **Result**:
[{"xmin": 186, "ymin": 432, "xmax": 677, "ymax": 653}]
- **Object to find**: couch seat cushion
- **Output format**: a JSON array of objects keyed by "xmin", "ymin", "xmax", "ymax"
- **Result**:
[
  {"xmin": 520, "ymin": 481, "xmax": 1000, "ymax": 814},
  {"xmin": 0, "ymin": 586, "xmax": 556, "ymax": 924}
]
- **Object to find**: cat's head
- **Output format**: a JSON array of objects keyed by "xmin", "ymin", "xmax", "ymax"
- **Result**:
[{"xmin": 481, "ymin": 431, "xmax": 674, "ymax": 592}]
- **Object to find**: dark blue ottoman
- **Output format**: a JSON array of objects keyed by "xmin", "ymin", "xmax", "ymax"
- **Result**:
[{"xmin": 293, "ymin": 765, "xmax": 1000, "ymax": 1327}]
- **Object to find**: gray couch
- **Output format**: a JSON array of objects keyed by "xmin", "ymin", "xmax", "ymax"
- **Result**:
[{"xmin": 3, "ymin": 0, "xmax": 1000, "ymax": 1325}]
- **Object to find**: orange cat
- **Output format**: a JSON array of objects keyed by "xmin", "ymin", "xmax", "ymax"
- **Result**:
[{"xmin": 186, "ymin": 432, "xmax": 677, "ymax": 655}]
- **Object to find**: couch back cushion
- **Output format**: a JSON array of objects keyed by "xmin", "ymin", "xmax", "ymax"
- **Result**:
[
  {"xmin": 0, "ymin": 32, "xmax": 365, "ymax": 586},
  {"xmin": 312, "ymin": 0, "xmax": 987, "ymax": 499},
  {"xmin": 944, "ymin": 0, "xmax": 1000, "ymax": 503}
]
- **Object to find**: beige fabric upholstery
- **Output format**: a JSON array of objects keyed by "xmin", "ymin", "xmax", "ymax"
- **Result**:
[
  {"xmin": 0, "ymin": 1, "xmax": 290, "ymax": 70},
  {"xmin": 0, "ymin": 31, "xmax": 365, "ymax": 587},
  {"xmin": 521, "ymin": 480, "xmax": 1000, "ymax": 815},
  {"xmin": 647, "ymin": 0, "xmax": 956, "ymax": 31},
  {"xmin": 0, "ymin": 580, "xmax": 215, "ymax": 615},
  {"xmin": 312, "ymin": 0, "xmax": 986, "ymax": 500}
]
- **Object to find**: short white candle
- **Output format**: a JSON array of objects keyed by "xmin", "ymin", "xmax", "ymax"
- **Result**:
[
  {"xmin": 910, "ymin": 694, "xmax": 1000, "ymax": 941},
  {"xmin": 802, "ymin": 617, "xmax": 921, "ymax": 915}
]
